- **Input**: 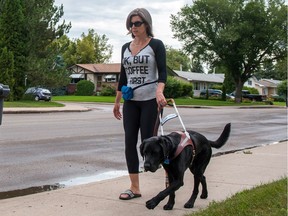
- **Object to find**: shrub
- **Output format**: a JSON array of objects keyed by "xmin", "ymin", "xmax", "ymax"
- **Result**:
[
  {"xmin": 182, "ymin": 82, "xmax": 193, "ymax": 97},
  {"xmin": 277, "ymin": 80, "xmax": 287, "ymax": 98},
  {"xmin": 164, "ymin": 77, "xmax": 181, "ymax": 98},
  {"xmin": 22, "ymin": 93, "xmax": 34, "ymax": 101},
  {"xmin": 164, "ymin": 77, "xmax": 193, "ymax": 98},
  {"xmin": 211, "ymin": 84, "xmax": 223, "ymax": 91},
  {"xmin": 75, "ymin": 80, "xmax": 94, "ymax": 96},
  {"xmin": 100, "ymin": 85, "xmax": 116, "ymax": 96},
  {"xmin": 243, "ymin": 86, "xmax": 259, "ymax": 94}
]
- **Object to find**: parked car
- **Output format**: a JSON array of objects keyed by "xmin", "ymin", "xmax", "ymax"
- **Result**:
[
  {"xmin": 230, "ymin": 90, "xmax": 266, "ymax": 102},
  {"xmin": 200, "ymin": 89, "xmax": 223, "ymax": 98},
  {"xmin": 226, "ymin": 94, "xmax": 235, "ymax": 100},
  {"xmin": 24, "ymin": 87, "xmax": 52, "ymax": 101}
]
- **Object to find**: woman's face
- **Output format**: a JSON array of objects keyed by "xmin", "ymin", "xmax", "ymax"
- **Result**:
[{"xmin": 130, "ymin": 15, "xmax": 147, "ymax": 37}]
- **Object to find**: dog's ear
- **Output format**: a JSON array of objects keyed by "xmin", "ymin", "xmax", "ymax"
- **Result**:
[
  {"xmin": 140, "ymin": 137, "xmax": 154, "ymax": 159},
  {"xmin": 159, "ymin": 136, "xmax": 171, "ymax": 159}
]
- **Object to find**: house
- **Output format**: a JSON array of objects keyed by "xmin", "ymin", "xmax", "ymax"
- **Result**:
[
  {"xmin": 244, "ymin": 77, "xmax": 281, "ymax": 96},
  {"xmin": 68, "ymin": 64, "xmax": 224, "ymax": 96},
  {"xmin": 175, "ymin": 71, "xmax": 282, "ymax": 97},
  {"xmin": 67, "ymin": 63, "xmax": 121, "ymax": 94},
  {"xmin": 68, "ymin": 63, "xmax": 178, "ymax": 94},
  {"xmin": 68, "ymin": 64, "xmax": 281, "ymax": 97},
  {"xmin": 173, "ymin": 70, "xmax": 225, "ymax": 97}
]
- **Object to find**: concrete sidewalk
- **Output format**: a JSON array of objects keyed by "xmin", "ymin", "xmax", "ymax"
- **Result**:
[
  {"xmin": 0, "ymin": 141, "xmax": 286, "ymax": 216},
  {"xmin": 3, "ymin": 103, "xmax": 285, "ymax": 114},
  {"xmin": 3, "ymin": 102, "xmax": 91, "ymax": 114}
]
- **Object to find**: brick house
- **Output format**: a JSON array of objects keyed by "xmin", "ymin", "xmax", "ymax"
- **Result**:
[
  {"xmin": 67, "ymin": 63, "xmax": 177, "ymax": 94},
  {"xmin": 67, "ymin": 63, "xmax": 121, "ymax": 94}
]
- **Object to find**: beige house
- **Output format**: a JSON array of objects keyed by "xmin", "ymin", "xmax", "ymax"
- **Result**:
[
  {"xmin": 68, "ymin": 63, "xmax": 121, "ymax": 93},
  {"xmin": 244, "ymin": 76, "xmax": 281, "ymax": 96},
  {"xmin": 67, "ymin": 63, "xmax": 177, "ymax": 94}
]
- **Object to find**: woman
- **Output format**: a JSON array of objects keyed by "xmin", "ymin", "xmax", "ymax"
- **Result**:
[{"xmin": 113, "ymin": 8, "xmax": 167, "ymax": 200}]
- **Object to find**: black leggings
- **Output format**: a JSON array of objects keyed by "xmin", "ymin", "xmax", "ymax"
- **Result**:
[{"xmin": 123, "ymin": 99, "xmax": 158, "ymax": 174}]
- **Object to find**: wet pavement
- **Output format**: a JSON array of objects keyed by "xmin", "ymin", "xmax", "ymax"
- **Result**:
[
  {"xmin": 1, "ymin": 103, "xmax": 287, "ymax": 203},
  {"xmin": 0, "ymin": 184, "xmax": 63, "ymax": 200},
  {"xmin": 0, "ymin": 140, "xmax": 286, "ymax": 216}
]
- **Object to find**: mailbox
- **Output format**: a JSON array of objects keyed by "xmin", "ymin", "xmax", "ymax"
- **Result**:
[{"xmin": 0, "ymin": 84, "xmax": 10, "ymax": 125}]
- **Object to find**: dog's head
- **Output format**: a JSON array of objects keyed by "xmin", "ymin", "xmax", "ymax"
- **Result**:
[{"xmin": 140, "ymin": 135, "xmax": 175, "ymax": 172}]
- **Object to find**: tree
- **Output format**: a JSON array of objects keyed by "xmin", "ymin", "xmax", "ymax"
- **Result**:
[
  {"xmin": 166, "ymin": 46, "xmax": 190, "ymax": 71},
  {"xmin": 63, "ymin": 29, "xmax": 113, "ymax": 67},
  {"xmin": 190, "ymin": 59, "xmax": 205, "ymax": 73},
  {"xmin": 277, "ymin": 80, "xmax": 287, "ymax": 107},
  {"xmin": 0, "ymin": 47, "xmax": 15, "ymax": 100},
  {"xmin": 255, "ymin": 57, "xmax": 287, "ymax": 80},
  {"xmin": 171, "ymin": 0, "xmax": 287, "ymax": 103},
  {"xmin": 0, "ymin": 0, "xmax": 28, "ymax": 100},
  {"xmin": 255, "ymin": 60, "xmax": 276, "ymax": 79},
  {"xmin": 0, "ymin": 0, "xmax": 71, "ymax": 99},
  {"xmin": 209, "ymin": 64, "xmax": 235, "ymax": 95},
  {"xmin": 22, "ymin": 0, "xmax": 71, "ymax": 89},
  {"xmin": 274, "ymin": 57, "xmax": 287, "ymax": 80},
  {"xmin": 25, "ymin": 34, "xmax": 71, "ymax": 88}
]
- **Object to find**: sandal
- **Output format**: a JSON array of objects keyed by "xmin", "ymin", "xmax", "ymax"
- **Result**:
[{"xmin": 119, "ymin": 189, "xmax": 142, "ymax": 200}]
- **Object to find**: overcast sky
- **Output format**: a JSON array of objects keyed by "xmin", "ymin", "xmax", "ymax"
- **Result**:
[{"xmin": 54, "ymin": 0, "xmax": 191, "ymax": 63}]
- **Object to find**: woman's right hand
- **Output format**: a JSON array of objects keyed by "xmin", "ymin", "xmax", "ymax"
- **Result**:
[
  {"xmin": 113, "ymin": 91, "xmax": 122, "ymax": 120},
  {"xmin": 113, "ymin": 103, "xmax": 122, "ymax": 120}
]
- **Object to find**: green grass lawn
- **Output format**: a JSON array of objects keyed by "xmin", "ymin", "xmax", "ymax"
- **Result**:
[
  {"xmin": 3, "ymin": 95, "xmax": 286, "ymax": 107},
  {"xmin": 187, "ymin": 177, "xmax": 287, "ymax": 216},
  {"xmin": 4, "ymin": 100, "xmax": 64, "ymax": 108},
  {"xmin": 53, "ymin": 95, "xmax": 117, "ymax": 103}
]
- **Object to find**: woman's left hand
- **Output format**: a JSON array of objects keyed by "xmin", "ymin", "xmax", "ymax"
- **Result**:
[
  {"xmin": 156, "ymin": 82, "xmax": 167, "ymax": 108},
  {"xmin": 156, "ymin": 85, "xmax": 167, "ymax": 108}
]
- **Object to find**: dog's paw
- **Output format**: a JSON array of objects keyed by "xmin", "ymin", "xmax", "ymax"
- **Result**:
[
  {"xmin": 184, "ymin": 201, "xmax": 194, "ymax": 209},
  {"xmin": 146, "ymin": 198, "xmax": 160, "ymax": 210},
  {"xmin": 200, "ymin": 191, "xmax": 208, "ymax": 199},
  {"xmin": 163, "ymin": 203, "xmax": 174, "ymax": 210}
]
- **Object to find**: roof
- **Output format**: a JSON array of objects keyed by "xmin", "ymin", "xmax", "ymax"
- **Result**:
[
  {"xmin": 174, "ymin": 70, "xmax": 224, "ymax": 83},
  {"xmin": 256, "ymin": 79, "xmax": 281, "ymax": 88},
  {"xmin": 69, "ymin": 63, "xmax": 177, "ymax": 76},
  {"xmin": 70, "ymin": 63, "xmax": 121, "ymax": 74}
]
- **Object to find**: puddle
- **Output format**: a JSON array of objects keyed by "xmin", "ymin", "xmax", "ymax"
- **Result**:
[
  {"xmin": 0, "ymin": 184, "xmax": 64, "ymax": 200},
  {"xmin": 0, "ymin": 170, "xmax": 128, "ymax": 200}
]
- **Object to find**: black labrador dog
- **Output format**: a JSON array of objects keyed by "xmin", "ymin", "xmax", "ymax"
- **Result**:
[{"xmin": 140, "ymin": 123, "xmax": 231, "ymax": 210}]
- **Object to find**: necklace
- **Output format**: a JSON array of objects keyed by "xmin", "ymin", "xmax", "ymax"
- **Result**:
[
  {"xmin": 132, "ymin": 42, "xmax": 141, "ymax": 46},
  {"xmin": 132, "ymin": 37, "xmax": 149, "ymax": 46}
]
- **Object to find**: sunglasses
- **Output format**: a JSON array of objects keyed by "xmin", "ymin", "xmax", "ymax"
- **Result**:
[{"xmin": 129, "ymin": 21, "xmax": 144, "ymax": 28}]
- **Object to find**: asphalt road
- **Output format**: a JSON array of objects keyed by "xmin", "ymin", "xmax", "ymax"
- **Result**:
[{"xmin": 0, "ymin": 103, "xmax": 287, "ymax": 194}]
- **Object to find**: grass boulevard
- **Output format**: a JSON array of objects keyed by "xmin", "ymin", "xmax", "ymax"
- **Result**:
[
  {"xmin": 3, "ymin": 96, "xmax": 287, "ymax": 216},
  {"xmin": 4, "ymin": 95, "xmax": 286, "ymax": 107}
]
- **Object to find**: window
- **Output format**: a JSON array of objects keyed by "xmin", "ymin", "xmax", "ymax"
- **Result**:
[
  {"xmin": 194, "ymin": 82, "xmax": 200, "ymax": 90},
  {"xmin": 104, "ymin": 75, "xmax": 117, "ymax": 83}
]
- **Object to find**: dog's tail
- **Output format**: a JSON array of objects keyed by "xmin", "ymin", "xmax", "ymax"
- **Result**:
[{"xmin": 209, "ymin": 123, "xmax": 231, "ymax": 149}]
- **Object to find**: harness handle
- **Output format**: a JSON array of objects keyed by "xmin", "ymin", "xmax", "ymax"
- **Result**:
[{"xmin": 157, "ymin": 98, "xmax": 188, "ymax": 136}]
